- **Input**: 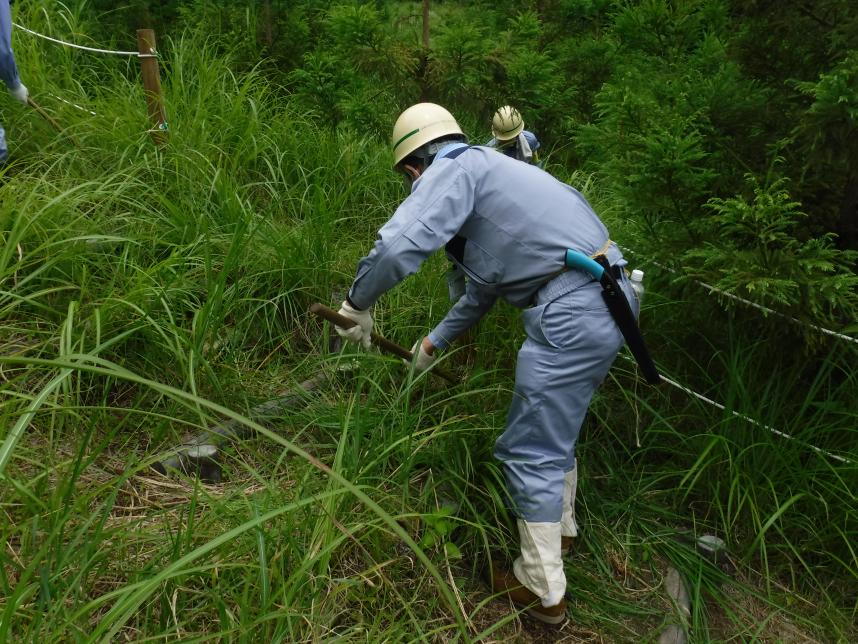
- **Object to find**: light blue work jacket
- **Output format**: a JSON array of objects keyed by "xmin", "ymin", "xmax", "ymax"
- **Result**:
[
  {"xmin": 0, "ymin": 0, "xmax": 21, "ymax": 91},
  {"xmin": 348, "ymin": 144, "xmax": 618, "ymax": 350}
]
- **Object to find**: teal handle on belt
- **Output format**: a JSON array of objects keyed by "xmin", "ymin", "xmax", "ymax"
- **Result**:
[{"xmin": 565, "ymin": 249, "xmax": 604, "ymax": 280}]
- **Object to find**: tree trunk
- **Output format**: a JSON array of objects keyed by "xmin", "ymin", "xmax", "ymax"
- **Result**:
[
  {"xmin": 422, "ymin": 0, "xmax": 430, "ymax": 49},
  {"xmin": 419, "ymin": 0, "xmax": 431, "ymax": 101},
  {"xmin": 837, "ymin": 169, "xmax": 858, "ymax": 249},
  {"xmin": 262, "ymin": 0, "xmax": 274, "ymax": 49}
]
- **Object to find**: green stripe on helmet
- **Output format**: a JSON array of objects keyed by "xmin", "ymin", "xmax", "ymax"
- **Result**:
[{"xmin": 393, "ymin": 128, "xmax": 420, "ymax": 152}]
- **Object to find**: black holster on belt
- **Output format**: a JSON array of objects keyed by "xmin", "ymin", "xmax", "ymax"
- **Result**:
[{"xmin": 592, "ymin": 255, "xmax": 661, "ymax": 385}]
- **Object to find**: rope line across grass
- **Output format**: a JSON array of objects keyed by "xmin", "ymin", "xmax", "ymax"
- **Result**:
[
  {"xmin": 13, "ymin": 22, "xmax": 157, "ymax": 57},
  {"xmin": 621, "ymin": 355, "xmax": 851, "ymax": 464},
  {"xmin": 48, "ymin": 92, "xmax": 97, "ymax": 115},
  {"xmin": 621, "ymin": 246, "xmax": 858, "ymax": 346}
]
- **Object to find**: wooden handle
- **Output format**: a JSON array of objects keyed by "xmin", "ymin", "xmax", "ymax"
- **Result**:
[
  {"xmin": 27, "ymin": 97, "xmax": 83, "ymax": 148},
  {"xmin": 310, "ymin": 302, "xmax": 458, "ymax": 384}
]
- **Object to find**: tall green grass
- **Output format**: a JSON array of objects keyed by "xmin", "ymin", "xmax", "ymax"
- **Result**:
[{"xmin": 1, "ymin": 6, "xmax": 856, "ymax": 641}]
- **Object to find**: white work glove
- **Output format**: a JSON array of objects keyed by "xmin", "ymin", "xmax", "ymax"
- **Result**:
[
  {"xmin": 335, "ymin": 300, "xmax": 373, "ymax": 349},
  {"xmin": 406, "ymin": 337, "xmax": 437, "ymax": 374},
  {"xmin": 9, "ymin": 83, "xmax": 28, "ymax": 105}
]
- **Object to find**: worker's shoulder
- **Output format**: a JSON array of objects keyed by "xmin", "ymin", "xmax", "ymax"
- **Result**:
[
  {"xmin": 432, "ymin": 144, "xmax": 498, "ymax": 173},
  {"xmin": 451, "ymin": 144, "xmax": 507, "ymax": 163},
  {"xmin": 522, "ymin": 130, "xmax": 540, "ymax": 148}
]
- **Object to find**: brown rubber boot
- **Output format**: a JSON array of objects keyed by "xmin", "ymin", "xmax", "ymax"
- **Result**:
[{"xmin": 487, "ymin": 563, "xmax": 567, "ymax": 626}]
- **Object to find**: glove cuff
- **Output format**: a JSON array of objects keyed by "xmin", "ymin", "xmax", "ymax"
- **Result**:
[
  {"xmin": 341, "ymin": 300, "xmax": 364, "ymax": 315},
  {"xmin": 10, "ymin": 83, "xmax": 28, "ymax": 103}
]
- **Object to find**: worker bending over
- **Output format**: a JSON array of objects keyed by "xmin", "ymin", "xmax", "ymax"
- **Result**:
[
  {"xmin": 485, "ymin": 105, "xmax": 540, "ymax": 165},
  {"xmin": 335, "ymin": 103, "xmax": 640, "ymax": 626}
]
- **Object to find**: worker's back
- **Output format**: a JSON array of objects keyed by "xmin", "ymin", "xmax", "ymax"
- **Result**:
[{"xmin": 437, "ymin": 145, "xmax": 613, "ymax": 307}]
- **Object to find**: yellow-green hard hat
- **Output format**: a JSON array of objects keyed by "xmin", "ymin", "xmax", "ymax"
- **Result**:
[
  {"xmin": 391, "ymin": 103, "xmax": 464, "ymax": 166},
  {"xmin": 491, "ymin": 105, "xmax": 524, "ymax": 142}
]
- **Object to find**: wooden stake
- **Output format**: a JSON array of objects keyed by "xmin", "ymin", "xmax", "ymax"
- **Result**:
[{"xmin": 136, "ymin": 29, "xmax": 168, "ymax": 146}]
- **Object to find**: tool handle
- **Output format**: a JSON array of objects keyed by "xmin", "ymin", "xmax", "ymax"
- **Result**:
[
  {"xmin": 27, "ymin": 97, "xmax": 83, "ymax": 149},
  {"xmin": 28, "ymin": 97, "xmax": 62, "ymax": 131},
  {"xmin": 310, "ymin": 302, "xmax": 458, "ymax": 384}
]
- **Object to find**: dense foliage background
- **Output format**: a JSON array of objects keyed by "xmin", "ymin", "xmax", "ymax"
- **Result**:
[
  {"xmin": 80, "ymin": 0, "xmax": 858, "ymax": 323},
  {"xmin": 1, "ymin": 0, "xmax": 856, "ymax": 640}
]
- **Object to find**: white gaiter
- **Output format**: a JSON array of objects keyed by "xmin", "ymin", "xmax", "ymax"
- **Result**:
[{"xmin": 512, "ymin": 520, "xmax": 566, "ymax": 607}]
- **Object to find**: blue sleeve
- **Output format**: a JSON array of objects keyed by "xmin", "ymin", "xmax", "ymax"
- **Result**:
[
  {"xmin": 427, "ymin": 281, "xmax": 497, "ymax": 350},
  {"xmin": 523, "ymin": 130, "xmax": 540, "ymax": 152},
  {"xmin": 0, "ymin": 0, "xmax": 21, "ymax": 90},
  {"xmin": 348, "ymin": 160, "xmax": 476, "ymax": 310}
]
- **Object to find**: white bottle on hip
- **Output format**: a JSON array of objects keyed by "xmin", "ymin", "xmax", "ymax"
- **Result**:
[{"xmin": 630, "ymin": 269, "xmax": 645, "ymax": 304}]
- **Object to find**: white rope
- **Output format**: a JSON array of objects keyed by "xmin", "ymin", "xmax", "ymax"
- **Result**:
[
  {"xmin": 621, "ymin": 246, "xmax": 858, "ymax": 346},
  {"xmin": 13, "ymin": 23, "xmax": 157, "ymax": 58},
  {"xmin": 48, "ymin": 93, "xmax": 97, "ymax": 116},
  {"xmin": 620, "ymin": 356, "xmax": 851, "ymax": 464},
  {"xmin": 696, "ymin": 279, "xmax": 858, "ymax": 344}
]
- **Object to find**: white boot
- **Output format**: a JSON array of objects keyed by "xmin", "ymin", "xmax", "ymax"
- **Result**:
[
  {"xmin": 561, "ymin": 466, "xmax": 578, "ymax": 538},
  {"xmin": 512, "ymin": 520, "xmax": 566, "ymax": 607}
]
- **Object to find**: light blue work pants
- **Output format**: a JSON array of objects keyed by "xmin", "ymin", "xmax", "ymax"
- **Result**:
[
  {"xmin": 0, "ymin": 124, "xmax": 7, "ymax": 163},
  {"xmin": 494, "ymin": 269, "xmax": 637, "ymax": 522}
]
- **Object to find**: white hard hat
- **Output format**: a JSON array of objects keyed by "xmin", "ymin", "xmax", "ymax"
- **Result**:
[
  {"xmin": 491, "ymin": 105, "xmax": 524, "ymax": 142},
  {"xmin": 391, "ymin": 103, "xmax": 465, "ymax": 166}
]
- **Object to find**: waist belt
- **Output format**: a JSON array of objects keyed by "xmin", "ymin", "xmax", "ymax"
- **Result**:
[
  {"xmin": 537, "ymin": 263, "xmax": 624, "ymax": 305},
  {"xmin": 565, "ymin": 249, "xmax": 661, "ymax": 385}
]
